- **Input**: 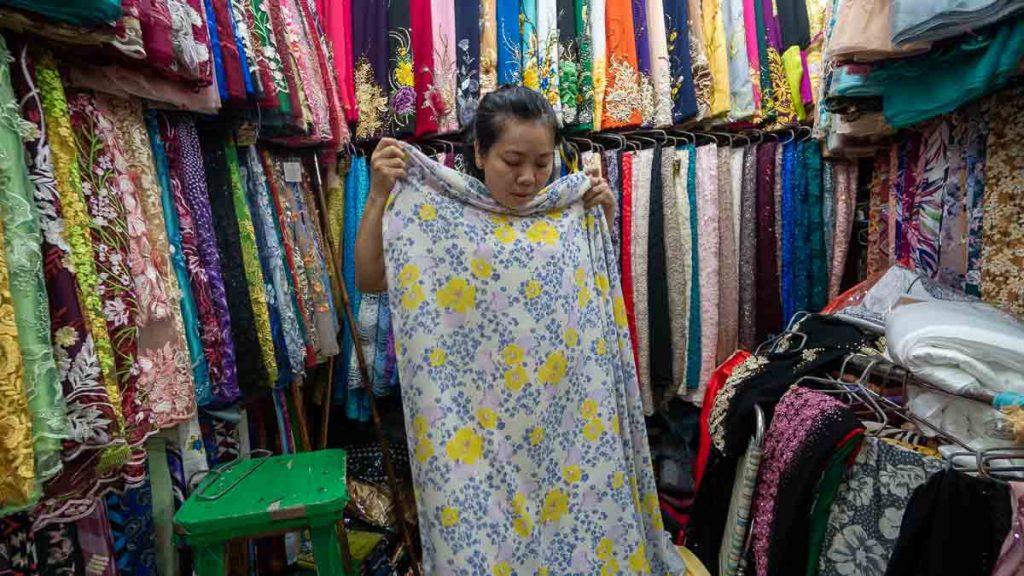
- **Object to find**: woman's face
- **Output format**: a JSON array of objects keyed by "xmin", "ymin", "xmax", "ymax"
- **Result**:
[{"xmin": 475, "ymin": 119, "xmax": 556, "ymax": 209}]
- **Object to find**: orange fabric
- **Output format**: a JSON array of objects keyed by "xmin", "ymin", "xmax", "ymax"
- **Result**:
[{"xmin": 602, "ymin": 0, "xmax": 642, "ymax": 128}]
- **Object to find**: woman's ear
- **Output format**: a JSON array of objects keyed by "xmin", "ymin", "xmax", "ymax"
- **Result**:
[{"xmin": 474, "ymin": 141, "xmax": 484, "ymax": 170}]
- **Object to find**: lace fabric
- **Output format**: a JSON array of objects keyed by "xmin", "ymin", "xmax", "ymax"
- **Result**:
[{"xmin": 0, "ymin": 36, "xmax": 67, "ymax": 484}]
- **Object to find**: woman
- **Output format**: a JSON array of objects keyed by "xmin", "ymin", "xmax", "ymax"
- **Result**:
[{"xmin": 354, "ymin": 86, "xmax": 686, "ymax": 574}]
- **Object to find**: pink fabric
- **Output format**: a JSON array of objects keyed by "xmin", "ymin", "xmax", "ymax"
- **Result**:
[
  {"xmin": 68, "ymin": 64, "xmax": 221, "ymax": 113},
  {"xmin": 431, "ymin": 0, "xmax": 458, "ymax": 132},
  {"xmin": 743, "ymin": 0, "xmax": 762, "ymax": 110},
  {"xmin": 993, "ymin": 482, "xmax": 1024, "ymax": 576},
  {"xmin": 695, "ymin": 145, "xmax": 720, "ymax": 386},
  {"xmin": 325, "ymin": 0, "xmax": 357, "ymax": 122},
  {"xmin": 800, "ymin": 50, "xmax": 813, "ymax": 104}
]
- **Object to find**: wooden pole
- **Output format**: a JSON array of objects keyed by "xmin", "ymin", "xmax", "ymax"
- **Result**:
[{"xmin": 310, "ymin": 152, "xmax": 422, "ymax": 575}]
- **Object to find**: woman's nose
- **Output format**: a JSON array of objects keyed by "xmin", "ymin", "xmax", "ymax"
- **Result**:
[{"xmin": 516, "ymin": 172, "xmax": 534, "ymax": 186}]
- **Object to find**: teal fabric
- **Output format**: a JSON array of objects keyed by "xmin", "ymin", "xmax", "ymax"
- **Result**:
[
  {"xmin": 685, "ymin": 144, "xmax": 702, "ymax": 390},
  {"xmin": 876, "ymin": 15, "xmax": 1024, "ymax": 128},
  {"xmin": 0, "ymin": 0, "xmax": 121, "ymax": 25},
  {"xmin": 144, "ymin": 111, "xmax": 213, "ymax": 406}
]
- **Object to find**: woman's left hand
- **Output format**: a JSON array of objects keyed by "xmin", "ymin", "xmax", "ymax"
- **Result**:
[{"xmin": 583, "ymin": 168, "xmax": 616, "ymax": 227}]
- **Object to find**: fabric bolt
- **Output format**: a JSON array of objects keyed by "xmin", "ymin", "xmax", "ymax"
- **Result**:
[
  {"xmin": 663, "ymin": 0, "xmax": 698, "ymax": 122},
  {"xmin": 455, "ymin": 0, "xmax": 483, "ymax": 127},
  {"xmin": 228, "ymin": 0, "xmax": 257, "ymax": 97},
  {"xmin": 773, "ymin": 145, "xmax": 783, "ymax": 282},
  {"xmin": 686, "ymin": 0, "xmax": 713, "ymax": 119},
  {"xmin": 0, "ymin": 514, "xmax": 37, "ymax": 574},
  {"xmin": 430, "ymin": 0, "xmax": 459, "ymax": 132},
  {"xmin": 34, "ymin": 521, "xmax": 85, "ymax": 574},
  {"xmin": 198, "ymin": 125, "xmax": 267, "ymax": 390},
  {"xmin": 817, "ymin": 437, "xmax": 943, "ymax": 576},
  {"xmin": 480, "ymin": 0, "xmax": 498, "ymax": 94},
  {"xmin": 619, "ymin": 152, "xmax": 639, "ymax": 380},
  {"xmin": 590, "ymin": 0, "xmax": 606, "ymax": 129},
  {"xmin": 793, "ymin": 144, "xmax": 811, "ymax": 317},
  {"xmin": 602, "ymin": 0, "xmax": 643, "ymax": 128},
  {"xmin": 779, "ymin": 142, "xmax": 795, "ymax": 318},
  {"xmin": 749, "ymin": 141, "xmax": 778, "ymax": 342},
  {"xmin": 248, "ymin": 0, "xmax": 291, "ymax": 112},
  {"xmin": 751, "ymin": 0, "xmax": 776, "ymax": 123},
  {"xmin": 804, "ymin": 430, "xmax": 863, "ymax": 576},
  {"xmin": 648, "ymin": 148, "xmax": 673, "ymax": 405},
  {"xmin": 742, "ymin": 0, "xmax": 763, "ymax": 118},
  {"xmin": 631, "ymin": 149, "xmax": 654, "ymax": 413},
  {"xmin": 632, "ymin": 0, "xmax": 651, "ymax": 122},
  {"xmin": 828, "ymin": 0, "xmax": 930, "ymax": 63},
  {"xmin": 208, "ymin": 0, "xmax": 246, "ymax": 102},
  {"xmin": 224, "ymin": 140, "xmax": 277, "ymax": 386},
  {"xmin": 776, "ymin": 0, "xmax": 809, "ymax": 47},
  {"xmin": 981, "ymin": 89, "xmax": 1024, "ymax": 318},
  {"xmin": 716, "ymin": 147, "xmax": 738, "ymax": 363},
  {"xmin": 717, "ymin": 439, "xmax": 762, "ymax": 576},
  {"xmin": 167, "ymin": 117, "xmax": 240, "ymax": 404},
  {"xmin": 695, "ymin": 351, "xmax": 750, "ymax": 490},
  {"xmin": 138, "ymin": 0, "xmax": 176, "ymax": 76},
  {"xmin": 386, "ymin": 0, "xmax": 416, "ymax": 135},
  {"xmin": 281, "ymin": 0, "xmax": 334, "ymax": 142},
  {"xmin": 411, "ymin": 0, "xmax": 439, "ymax": 136},
  {"xmin": 963, "ymin": 104, "xmax": 988, "ymax": 298},
  {"xmin": 909, "ymin": 119, "xmax": 950, "ymax": 280},
  {"xmin": 701, "ymin": 0, "xmax": 730, "ymax": 118},
  {"xmin": 144, "ymin": 111, "xmax": 212, "ymax": 405},
  {"xmin": 829, "ymin": 162, "xmax": 857, "ymax": 300},
  {"xmin": 104, "ymin": 474, "xmax": 157, "ymax": 575},
  {"xmin": 521, "ymin": 0, "xmax": 539, "ymax": 91},
  {"xmin": 781, "ymin": 46, "xmax": 806, "ymax": 120},
  {"xmin": 750, "ymin": 387, "xmax": 862, "ymax": 576},
  {"xmin": 65, "ymin": 60, "xmax": 221, "ymax": 115},
  {"xmin": 496, "ymin": 0, "xmax": 521, "ymax": 84},
  {"xmin": 0, "ymin": 0, "xmax": 121, "ymax": 24},
  {"xmin": 722, "ymin": 0, "xmax": 754, "ymax": 120},
  {"xmin": 684, "ymin": 145, "xmax": 702, "ymax": 393},
  {"xmin": 323, "ymin": 0, "xmax": 357, "ymax": 121},
  {"xmin": 738, "ymin": 147, "xmax": 758, "ymax": 350},
  {"xmin": 805, "ymin": 142, "xmax": 826, "ymax": 312},
  {"xmin": 890, "ymin": 0, "xmax": 1024, "ymax": 46},
  {"xmin": 937, "ymin": 113, "xmax": 968, "ymax": 289},
  {"xmin": 823, "ymin": 160, "xmax": 836, "ymax": 278},
  {"xmin": 0, "ymin": 38, "xmax": 66, "ymax": 484},
  {"xmin": 298, "ymin": 0, "xmax": 348, "ymax": 146},
  {"xmin": 572, "ymin": 0, "xmax": 594, "ymax": 129},
  {"xmin": 75, "ymin": 502, "xmax": 118, "ymax": 576},
  {"xmin": 266, "ymin": 0, "xmax": 305, "ymax": 126},
  {"xmin": 694, "ymin": 145, "xmax": 719, "ymax": 389},
  {"xmin": 761, "ymin": 0, "xmax": 795, "ymax": 125},
  {"xmin": 385, "ymin": 143, "xmax": 686, "ymax": 575},
  {"xmin": 664, "ymin": 147, "xmax": 693, "ymax": 389},
  {"xmin": 99, "ymin": 95, "xmax": 196, "ymax": 430},
  {"xmin": 337, "ymin": 156, "xmax": 371, "ymax": 413},
  {"xmin": 886, "ymin": 468, "xmax": 1012, "ymax": 576},
  {"xmin": 646, "ymin": 0, "xmax": 673, "ymax": 126}
]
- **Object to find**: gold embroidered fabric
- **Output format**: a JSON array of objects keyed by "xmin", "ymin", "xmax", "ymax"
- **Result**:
[
  {"xmin": 479, "ymin": 0, "xmax": 497, "ymax": 95},
  {"xmin": 354, "ymin": 58, "xmax": 390, "ymax": 140},
  {"xmin": 604, "ymin": 57, "xmax": 644, "ymax": 125},
  {"xmin": 701, "ymin": 0, "xmax": 731, "ymax": 118},
  {"xmin": 35, "ymin": 53, "xmax": 124, "ymax": 428},
  {"xmin": 0, "ymin": 164, "xmax": 38, "ymax": 514},
  {"xmin": 981, "ymin": 89, "xmax": 1024, "ymax": 317}
]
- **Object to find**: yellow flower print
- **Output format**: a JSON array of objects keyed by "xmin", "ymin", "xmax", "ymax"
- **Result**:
[
  {"xmin": 600, "ymin": 559, "xmax": 620, "ymax": 576},
  {"xmin": 610, "ymin": 415, "xmax": 620, "ymax": 435},
  {"xmin": 395, "ymin": 60, "xmax": 414, "ymax": 87},
  {"xmin": 562, "ymin": 464, "xmax": 582, "ymax": 484},
  {"xmin": 415, "ymin": 438, "xmax": 434, "ymax": 463},
  {"xmin": 504, "ymin": 366, "xmax": 528, "ymax": 392},
  {"xmin": 613, "ymin": 297, "xmax": 629, "ymax": 328},
  {"xmin": 429, "ymin": 348, "xmax": 447, "ymax": 367},
  {"xmin": 490, "ymin": 213, "xmax": 510, "ymax": 224},
  {"xmin": 512, "ymin": 492, "xmax": 527, "ymax": 515},
  {"xmin": 546, "ymin": 208, "xmax": 564, "ymax": 219},
  {"xmin": 446, "ymin": 426, "xmax": 484, "ymax": 464},
  {"xmin": 412, "ymin": 415, "xmax": 429, "ymax": 437},
  {"xmin": 495, "ymin": 225, "xmax": 518, "ymax": 244},
  {"xmin": 514, "ymin": 514, "xmax": 533, "ymax": 538},
  {"xmin": 628, "ymin": 544, "xmax": 651, "ymax": 573},
  {"xmin": 583, "ymin": 418, "xmax": 605, "ymax": 442},
  {"xmin": 523, "ymin": 67, "xmax": 539, "ymax": 88},
  {"xmin": 470, "ymin": 257, "xmax": 494, "ymax": 280},
  {"xmin": 578, "ymin": 286, "xmax": 593, "ymax": 308},
  {"xmin": 574, "ymin": 267, "xmax": 587, "ymax": 286},
  {"xmin": 530, "ymin": 426, "xmax": 545, "ymax": 446},
  {"xmin": 538, "ymin": 350, "xmax": 568, "ymax": 385},
  {"xmin": 612, "ymin": 471, "xmax": 625, "ymax": 489},
  {"xmin": 476, "ymin": 407, "xmax": 498, "ymax": 429},
  {"xmin": 398, "ymin": 263, "xmax": 420, "ymax": 287},
  {"xmin": 540, "ymin": 488, "xmax": 569, "ymax": 523},
  {"xmin": 564, "ymin": 328, "xmax": 579, "ymax": 347},
  {"xmin": 401, "ymin": 284, "xmax": 426, "ymax": 310},
  {"xmin": 580, "ymin": 399, "xmax": 598, "ymax": 419},
  {"xmin": 502, "ymin": 344, "xmax": 525, "ymax": 366},
  {"xmin": 525, "ymin": 221, "xmax": 559, "ymax": 245},
  {"xmin": 440, "ymin": 506, "xmax": 460, "ymax": 527},
  {"xmin": 596, "ymin": 338, "xmax": 608, "ymax": 356},
  {"xmin": 537, "ymin": 568, "xmax": 549, "ymax": 576},
  {"xmin": 493, "ymin": 562, "xmax": 512, "ymax": 576},
  {"xmin": 596, "ymin": 274, "xmax": 610, "ymax": 294},
  {"xmin": 437, "ymin": 277, "xmax": 476, "ymax": 314},
  {"xmin": 524, "ymin": 279, "xmax": 543, "ymax": 299},
  {"xmin": 597, "ymin": 537, "xmax": 614, "ymax": 561},
  {"xmin": 643, "ymin": 493, "xmax": 660, "ymax": 515},
  {"xmin": 419, "ymin": 203, "xmax": 438, "ymax": 221}
]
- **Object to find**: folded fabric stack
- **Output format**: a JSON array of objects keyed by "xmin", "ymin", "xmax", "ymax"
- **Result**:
[{"xmin": 891, "ymin": 0, "xmax": 1024, "ymax": 45}]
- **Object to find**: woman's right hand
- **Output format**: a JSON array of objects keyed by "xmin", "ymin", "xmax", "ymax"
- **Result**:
[{"xmin": 369, "ymin": 137, "xmax": 408, "ymax": 201}]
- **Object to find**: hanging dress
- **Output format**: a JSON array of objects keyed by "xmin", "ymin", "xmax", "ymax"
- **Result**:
[{"xmin": 603, "ymin": 0, "xmax": 643, "ymax": 128}]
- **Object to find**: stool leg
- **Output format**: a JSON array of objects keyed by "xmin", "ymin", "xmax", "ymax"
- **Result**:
[
  {"xmin": 193, "ymin": 543, "xmax": 225, "ymax": 576},
  {"xmin": 311, "ymin": 522, "xmax": 346, "ymax": 575}
]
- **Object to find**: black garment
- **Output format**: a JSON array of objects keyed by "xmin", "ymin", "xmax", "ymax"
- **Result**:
[
  {"xmin": 648, "ymin": 145, "xmax": 674, "ymax": 397},
  {"xmin": 454, "ymin": 0, "xmax": 481, "ymax": 128},
  {"xmin": 777, "ymin": 0, "xmax": 810, "ymax": 49},
  {"xmin": 662, "ymin": 0, "xmax": 698, "ymax": 122},
  {"xmin": 687, "ymin": 314, "xmax": 879, "ymax": 570},
  {"xmin": 198, "ymin": 124, "xmax": 267, "ymax": 391},
  {"xmin": 388, "ymin": 0, "xmax": 414, "ymax": 135},
  {"xmin": 886, "ymin": 469, "xmax": 1012, "ymax": 576}
]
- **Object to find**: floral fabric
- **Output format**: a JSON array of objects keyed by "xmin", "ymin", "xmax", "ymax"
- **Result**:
[
  {"xmin": 818, "ymin": 437, "xmax": 943, "ymax": 576},
  {"xmin": 385, "ymin": 144, "xmax": 685, "ymax": 575},
  {"xmin": 0, "ymin": 37, "xmax": 66, "ymax": 484}
]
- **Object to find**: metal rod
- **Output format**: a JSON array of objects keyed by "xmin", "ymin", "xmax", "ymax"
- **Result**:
[{"xmin": 311, "ymin": 151, "xmax": 422, "ymax": 575}]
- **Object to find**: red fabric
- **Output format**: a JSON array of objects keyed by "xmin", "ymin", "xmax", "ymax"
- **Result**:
[
  {"xmin": 137, "ymin": 0, "xmax": 175, "ymax": 74},
  {"xmin": 210, "ymin": 0, "xmax": 247, "ymax": 102},
  {"xmin": 297, "ymin": 0, "xmax": 348, "ymax": 147},
  {"xmin": 620, "ymin": 152, "xmax": 640, "ymax": 370},
  {"xmin": 267, "ymin": 0, "xmax": 304, "ymax": 126},
  {"xmin": 410, "ymin": 0, "xmax": 438, "ymax": 136},
  {"xmin": 693, "ymin": 350, "xmax": 752, "ymax": 493},
  {"xmin": 324, "ymin": 0, "xmax": 358, "ymax": 122}
]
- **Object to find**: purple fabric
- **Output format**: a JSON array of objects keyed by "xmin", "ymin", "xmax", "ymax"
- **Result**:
[
  {"xmin": 761, "ymin": 0, "xmax": 783, "ymax": 49},
  {"xmin": 174, "ymin": 119, "xmax": 240, "ymax": 404},
  {"xmin": 632, "ymin": 0, "xmax": 651, "ymax": 75},
  {"xmin": 351, "ymin": 0, "xmax": 389, "ymax": 90},
  {"xmin": 800, "ymin": 50, "xmax": 813, "ymax": 104}
]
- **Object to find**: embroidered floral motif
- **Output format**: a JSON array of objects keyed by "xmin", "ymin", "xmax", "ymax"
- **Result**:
[
  {"xmin": 389, "ymin": 28, "xmax": 417, "ymax": 126},
  {"xmin": 354, "ymin": 58, "xmax": 390, "ymax": 140},
  {"xmin": 604, "ymin": 57, "xmax": 643, "ymax": 124},
  {"xmin": 456, "ymin": 37, "xmax": 480, "ymax": 127},
  {"xmin": 167, "ymin": 0, "xmax": 212, "ymax": 81}
]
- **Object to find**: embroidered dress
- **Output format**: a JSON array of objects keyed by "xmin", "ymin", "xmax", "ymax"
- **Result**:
[
  {"xmin": 603, "ymin": 0, "xmax": 643, "ymax": 128},
  {"xmin": 385, "ymin": 144, "xmax": 685, "ymax": 574}
]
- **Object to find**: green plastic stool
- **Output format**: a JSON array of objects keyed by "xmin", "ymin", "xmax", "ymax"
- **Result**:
[{"xmin": 174, "ymin": 449, "xmax": 352, "ymax": 575}]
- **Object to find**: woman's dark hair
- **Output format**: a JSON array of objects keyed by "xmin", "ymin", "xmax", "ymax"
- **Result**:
[{"xmin": 464, "ymin": 85, "xmax": 562, "ymax": 178}]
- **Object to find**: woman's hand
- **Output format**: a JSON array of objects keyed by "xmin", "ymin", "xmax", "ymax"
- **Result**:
[
  {"xmin": 583, "ymin": 167, "xmax": 616, "ymax": 227},
  {"xmin": 369, "ymin": 137, "xmax": 408, "ymax": 201}
]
